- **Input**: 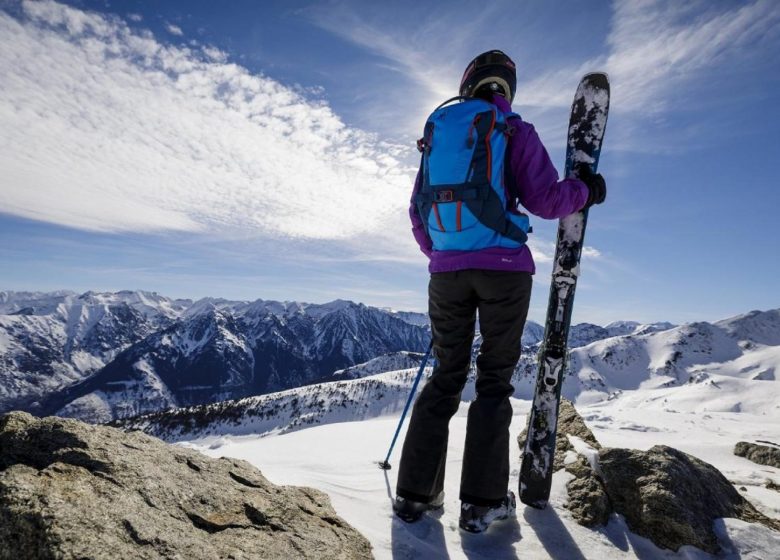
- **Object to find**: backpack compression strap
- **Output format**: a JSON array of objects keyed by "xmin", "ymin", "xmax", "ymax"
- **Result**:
[{"xmin": 416, "ymin": 110, "xmax": 528, "ymax": 245}]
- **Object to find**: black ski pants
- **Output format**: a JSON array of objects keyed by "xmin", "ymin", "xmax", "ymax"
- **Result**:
[{"xmin": 396, "ymin": 269, "xmax": 532, "ymax": 507}]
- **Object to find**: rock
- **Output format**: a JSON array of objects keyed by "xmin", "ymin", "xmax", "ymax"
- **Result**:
[
  {"xmin": 0, "ymin": 412, "xmax": 372, "ymax": 560},
  {"xmin": 517, "ymin": 402, "xmax": 779, "ymax": 555},
  {"xmin": 515, "ymin": 398, "xmax": 609, "ymax": 526},
  {"xmin": 517, "ymin": 398, "xmax": 601, "ymax": 473},
  {"xmin": 766, "ymin": 479, "xmax": 780, "ymax": 492},
  {"xmin": 564, "ymin": 455, "xmax": 611, "ymax": 527},
  {"xmin": 734, "ymin": 441, "xmax": 780, "ymax": 468},
  {"xmin": 599, "ymin": 445, "xmax": 779, "ymax": 554}
]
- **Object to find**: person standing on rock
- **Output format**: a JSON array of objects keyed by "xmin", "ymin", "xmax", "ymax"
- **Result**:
[{"xmin": 393, "ymin": 50, "xmax": 606, "ymax": 533}]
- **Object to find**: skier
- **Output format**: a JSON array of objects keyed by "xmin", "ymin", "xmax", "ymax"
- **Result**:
[{"xmin": 393, "ymin": 50, "xmax": 606, "ymax": 533}]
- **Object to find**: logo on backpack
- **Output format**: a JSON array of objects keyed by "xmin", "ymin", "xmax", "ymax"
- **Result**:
[{"xmin": 415, "ymin": 97, "xmax": 530, "ymax": 252}]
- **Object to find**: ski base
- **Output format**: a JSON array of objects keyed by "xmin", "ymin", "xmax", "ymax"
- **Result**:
[{"xmin": 519, "ymin": 72, "xmax": 610, "ymax": 508}]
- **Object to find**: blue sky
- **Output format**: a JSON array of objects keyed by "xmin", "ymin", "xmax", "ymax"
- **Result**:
[{"xmin": 1, "ymin": 0, "xmax": 779, "ymax": 324}]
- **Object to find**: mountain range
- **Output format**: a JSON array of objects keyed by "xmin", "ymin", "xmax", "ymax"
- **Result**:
[
  {"xmin": 6, "ymin": 290, "xmax": 775, "ymax": 434},
  {"xmin": 0, "ymin": 290, "xmax": 428, "ymax": 422},
  {"xmin": 116, "ymin": 308, "xmax": 779, "ymax": 442}
]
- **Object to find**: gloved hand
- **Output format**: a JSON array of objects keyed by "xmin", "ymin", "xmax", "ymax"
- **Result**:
[{"xmin": 576, "ymin": 164, "xmax": 606, "ymax": 208}]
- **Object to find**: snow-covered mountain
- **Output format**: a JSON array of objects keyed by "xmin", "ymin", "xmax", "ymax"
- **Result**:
[
  {"xmin": 117, "ymin": 308, "xmax": 779, "ymax": 443},
  {"xmin": 1, "ymin": 289, "xmax": 680, "ymax": 423},
  {"xmin": 0, "ymin": 290, "xmax": 187, "ymax": 413},
  {"xmin": 0, "ymin": 291, "xmax": 431, "ymax": 422},
  {"xmin": 520, "ymin": 319, "xmax": 675, "ymax": 349},
  {"xmin": 565, "ymin": 309, "xmax": 780, "ymax": 411}
]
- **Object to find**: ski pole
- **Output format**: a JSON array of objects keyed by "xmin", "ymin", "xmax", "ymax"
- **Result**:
[{"xmin": 378, "ymin": 339, "xmax": 434, "ymax": 470}]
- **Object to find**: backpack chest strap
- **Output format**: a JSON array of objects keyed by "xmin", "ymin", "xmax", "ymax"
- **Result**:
[{"xmin": 415, "ymin": 184, "xmax": 488, "ymax": 204}]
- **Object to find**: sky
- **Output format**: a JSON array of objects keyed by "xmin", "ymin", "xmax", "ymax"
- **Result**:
[{"xmin": 1, "ymin": 0, "xmax": 779, "ymax": 325}]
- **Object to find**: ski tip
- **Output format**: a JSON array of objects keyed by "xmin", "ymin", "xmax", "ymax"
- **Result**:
[
  {"xmin": 582, "ymin": 71, "xmax": 608, "ymax": 79},
  {"xmin": 581, "ymin": 72, "xmax": 610, "ymax": 87}
]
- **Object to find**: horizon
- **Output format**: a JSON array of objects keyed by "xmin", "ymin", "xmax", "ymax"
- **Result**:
[
  {"xmin": 2, "ymin": 0, "xmax": 779, "ymax": 325},
  {"xmin": 4, "ymin": 286, "xmax": 777, "ymax": 328}
]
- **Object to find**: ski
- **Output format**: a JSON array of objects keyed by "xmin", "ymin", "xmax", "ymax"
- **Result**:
[{"xmin": 519, "ymin": 72, "xmax": 610, "ymax": 509}]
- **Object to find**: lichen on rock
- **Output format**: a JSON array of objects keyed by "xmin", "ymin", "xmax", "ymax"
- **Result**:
[
  {"xmin": 0, "ymin": 411, "xmax": 373, "ymax": 560},
  {"xmin": 734, "ymin": 441, "xmax": 780, "ymax": 469},
  {"xmin": 517, "ymin": 399, "xmax": 779, "ymax": 555}
]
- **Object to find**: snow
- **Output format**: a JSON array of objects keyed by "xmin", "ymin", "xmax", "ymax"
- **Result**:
[
  {"xmin": 69, "ymin": 350, "xmax": 105, "ymax": 372},
  {"xmin": 57, "ymin": 391, "xmax": 113, "ymax": 424},
  {"xmin": 183, "ymin": 396, "xmax": 780, "ymax": 559},
  {"xmin": 566, "ymin": 434, "xmax": 602, "ymax": 477},
  {"xmin": 0, "ymin": 329, "xmax": 11, "ymax": 353}
]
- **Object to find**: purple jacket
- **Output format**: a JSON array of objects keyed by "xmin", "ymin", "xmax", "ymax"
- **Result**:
[{"xmin": 410, "ymin": 94, "xmax": 588, "ymax": 274}]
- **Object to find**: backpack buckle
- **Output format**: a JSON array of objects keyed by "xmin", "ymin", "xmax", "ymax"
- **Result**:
[
  {"xmin": 417, "ymin": 138, "xmax": 430, "ymax": 153},
  {"xmin": 434, "ymin": 190, "xmax": 454, "ymax": 202}
]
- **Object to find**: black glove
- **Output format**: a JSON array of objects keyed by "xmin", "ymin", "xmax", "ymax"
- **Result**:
[{"xmin": 577, "ymin": 164, "xmax": 606, "ymax": 208}]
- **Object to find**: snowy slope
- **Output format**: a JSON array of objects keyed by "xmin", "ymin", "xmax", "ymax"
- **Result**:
[
  {"xmin": 117, "ymin": 367, "xmax": 432, "ymax": 440},
  {"xmin": 113, "ymin": 306, "xmax": 780, "ymax": 557},
  {"xmin": 0, "ymin": 290, "xmax": 186, "ymax": 412},
  {"xmin": 181, "ymin": 398, "xmax": 780, "ymax": 559},
  {"xmin": 565, "ymin": 314, "xmax": 780, "ymax": 411},
  {"xmin": 332, "ymin": 351, "xmax": 427, "ymax": 380}
]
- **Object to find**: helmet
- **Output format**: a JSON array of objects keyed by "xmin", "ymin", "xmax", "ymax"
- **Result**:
[{"xmin": 459, "ymin": 50, "xmax": 517, "ymax": 102}]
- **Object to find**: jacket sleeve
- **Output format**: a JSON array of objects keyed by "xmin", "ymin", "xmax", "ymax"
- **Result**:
[
  {"xmin": 409, "ymin": 168, "xmax": 433, "ymax": 258},
  {"xmin": 508, "ymin": 122, "xmax": 589, "ymax": 220}
]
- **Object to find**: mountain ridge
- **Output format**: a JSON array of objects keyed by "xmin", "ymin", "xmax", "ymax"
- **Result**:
[
  {"xmin": 116, "ymin": 305, "xmax": 780, "ymax": 442},
  {"xmin": 5, "ymin": 290, "xmax": 775, "ymax": 429}
]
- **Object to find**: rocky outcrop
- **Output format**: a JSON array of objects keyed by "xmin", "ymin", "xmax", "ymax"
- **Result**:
[
  {"xmin": 598, "ymin": 445, "xmax": 777, "ymax": 553},
  {"xmin": 0, "ymin": 412, "xmax": 372, "ymax": 560},
  {"xmin": 564, "ymin": 455, "xmax": 611, "ymax": 527},
  {"xmin": 518, "ymin": 400, "xmax": 779, "ymax": 554},
  {"xmin": 517, "ymin": 398, "xmax": 601, "ymax": 473},
  {"xmin": 734, "ymin": 441, "xmax": 780, "ymax": 468}
]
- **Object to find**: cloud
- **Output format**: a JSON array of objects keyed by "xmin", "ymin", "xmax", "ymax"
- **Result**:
[
  {"xmin": 307, "ymin": 0, "xmax": 778, "ymax": 147},
  {"xmin": 305, "ymin": 3, "xmax": 490, "ymax": 100},
  {"xmin": 581, "ymin": 246, "xmax": 602, "ymax": 259},
  {"xmin": 201, "ymin": 45, "xmax": 227, "ymax": 63},
  {"xmin": 524, "ymin": 0, "xmax": 780, "ymax": 114},
  {"xmin": 0, "ymin": 1, "xmax": 415, "ymax": 239},
  {"xmin": 303, "ymin": 1, "xmax": 504, "ymax": 135},
  {"xmin": 165, "ymin": 23, "xmax": 183, "ymax": 36}
]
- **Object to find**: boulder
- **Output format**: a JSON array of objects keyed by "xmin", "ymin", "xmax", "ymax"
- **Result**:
[
  {"xmin": 517, "ymin": 398, "xmax": 601, "ymax": 473},
  {"xmin": 734, "ymin": 441, "xmax": 780, "ymax": 468},
  {"xmin": 517, "ymin": 401, "xmax": 780, "ymax": 555},
  {"xmin": 563, "ymin": 455, "xmax": 611, "ymax": 527},
  {"xmin": 599, "ymin": 445, "xmax": 779, "ymax": 554},
  {"xmin": 0, "ymin": 411, "xmax": 372, "ymax": 560}
]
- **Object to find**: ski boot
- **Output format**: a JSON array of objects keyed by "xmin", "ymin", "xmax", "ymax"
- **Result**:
[
  {"xmin": 459, "ymin": 491, "xmax": 516, "ymax": 533},
  {"xmin": 393, "ymin": 491, "xmax": 444, "ymax": 523}
]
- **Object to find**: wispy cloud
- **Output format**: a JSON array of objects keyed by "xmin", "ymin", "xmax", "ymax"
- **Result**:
[
  {"xmin": 0, "ymin": 0, "xmax": 415, "ymax": 239},
  {"xmin": 165, "ymin": 22, "xmax": 183, "ymax": 36},
  {"xmin": 604, "ymin": 0, "xmax": 779, "ymax": 113},
  {"xmin": 303, "ymin": 1, "xmax": 504, "ymax": 135},
  {"xmin": 307, "ymin": 0, "xmax": 779, "ymax": 146},
  {"xmin": 502, "ymin": 1, "xmax": 780, "ymax": 116}
]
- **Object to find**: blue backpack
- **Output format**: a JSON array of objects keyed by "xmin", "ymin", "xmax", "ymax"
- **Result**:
[{"xmin": 415, "ymin": 96, "xmax": 530, "ymax": 252}]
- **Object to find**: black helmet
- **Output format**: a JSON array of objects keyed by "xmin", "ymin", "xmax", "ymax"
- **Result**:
[{"xmin": 459, "ymin": 50, "xmax": 517, "ymax": 102}]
